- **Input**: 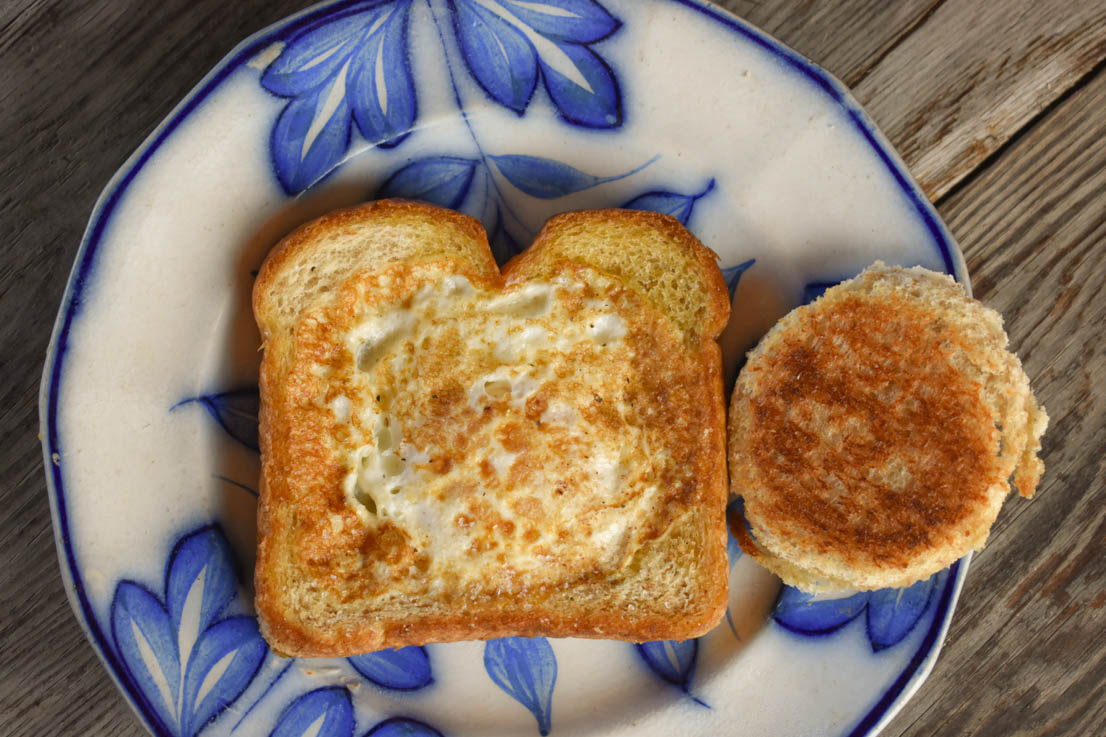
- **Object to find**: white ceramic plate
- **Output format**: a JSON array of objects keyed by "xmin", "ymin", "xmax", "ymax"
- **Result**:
[{"xmin": 41, "ymin": 2, "xmax": 969, "ymax": 736}]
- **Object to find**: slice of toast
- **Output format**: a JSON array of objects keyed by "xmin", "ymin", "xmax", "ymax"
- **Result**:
[
  {"xmin": 728, "ymin": 263, "xmax": 1048, "ymax": 592},
  {"xmin": 253, "ymin": 200, "xmax": 730, "ymax": 656}
]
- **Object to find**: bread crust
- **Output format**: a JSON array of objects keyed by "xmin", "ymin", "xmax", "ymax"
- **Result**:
[
  {"xmin": 504, "ymin": 208, "xmax": 731, "ymax": 343},
  {"xmin": 254, "ymin": 199, "xmax": 501, "ymax": 332},
  {"xmin": 254, "ymin": 201, "xmax": 730, "ymax": 656}
]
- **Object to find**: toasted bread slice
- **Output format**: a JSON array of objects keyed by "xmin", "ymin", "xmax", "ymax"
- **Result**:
[
  {"xmin": 254, "ymin": 201, "xmax": 730, "ymax": 656},
  {"xmin": 728, "ymin": 263, "xmax": 1047, "ymax": 592}
]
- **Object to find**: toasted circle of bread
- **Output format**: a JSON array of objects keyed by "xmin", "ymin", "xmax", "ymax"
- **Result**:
[
  {"xmin": 253, "ymin": 200, "xmax": 731, "ymax": 656},
  {"xmin": 728, "ymin": 263, "xmax": 1047, "ymax": 592}
]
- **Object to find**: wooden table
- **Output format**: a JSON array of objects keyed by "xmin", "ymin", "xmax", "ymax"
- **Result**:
[{"xmin": 1, "ymin": 1, "xmax": 1103, "ymax": 735}]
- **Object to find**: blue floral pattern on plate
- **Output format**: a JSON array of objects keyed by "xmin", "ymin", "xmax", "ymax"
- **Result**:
[
  {"xmin": 622, "ymin": 179, "xmax": 715, "ymax": 227},
  {"xmin": 634, "ymin": 640, "xmax": 705, "ymax": 707},
  {"xmin": 484, "ymin": 637, "xmax": 557, "ymax": 735},
  {"xmin": 451, "ymin": 0, "xmax": 621, "ymax": 127},
  {"xmin": 172, "ymin": 389, "xmax": 260, "ymax": 452},
  {"xmin": 269, "ymin": 687, "xmax": 355, "ymax": 737},
  {"xmin": 348, "ymin": 646, "xmax": 434, "ymax": 690},
  {"xmin": 115, "ymin": 525, "xmax": 449, "ymax": 737},
  {"xmin": 44, "ymin": 0, "xmax": 971, "ymax": 735},
  {"xmin": 364, "ymin": 717, "xmax": 446, "ymax": 737},
  {"xmin": 722, "ymin": 258, "xmax": 756, "ymax": 300},
  {"xmin": 262, "ymin": 1, "xmax": 418, "ymax": 193},
  {"xmin": 375, "ymin": 152, "xmax": 660, "ymax": 263},
  {"xmin": 254, "ymin": 0, "xmax": 721, "ymax": 262},
  {"xmin": 110, "ymin": 527, "xmax": 267, "ymax": 737},
  {"xmin": 262, "ymin": 0, "xmax": 624, "ymax": 194},
  {"xmin": 268, "ymin": 686, "xmax": 449, "ymax": 737},
  {"xmin": 774, "ymin": 571, "xmax": 946, "ymax": 652}
]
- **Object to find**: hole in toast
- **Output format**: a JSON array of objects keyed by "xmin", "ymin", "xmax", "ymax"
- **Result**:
[
  {"xmin": 374, "ymin": 417, "xmax": 393, "ymax": 451},
  {"xmin": 356, "ymin": 488, "xmax": 377, "ymax": 516},
  {"xmin": 380, "ymin": 452, "xmax": 404, "ymax": 477},
  {"xmin": 354, "ymin": 311, "xmax": 414, "ymax": 373},
  {"xmin": 484, "ymin": 379, "xmax": 511, "ymax": 399},
  {"xmin": 357, "ymin": 329, "xmax": 406, "ymax": 372}
]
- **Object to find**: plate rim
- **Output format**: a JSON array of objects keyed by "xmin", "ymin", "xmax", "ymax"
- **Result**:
[{"xmin": 38, "ymin": 1, "xmax": 969, "ymax": 735}]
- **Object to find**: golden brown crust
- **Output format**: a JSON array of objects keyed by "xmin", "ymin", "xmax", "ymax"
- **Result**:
[
  {"xmin": 263, "ymin": 603, "xmax": 727, "ymax": 659},
  {"xmin": 254, "ymin": 201, "xmax": 729, "ymax": 655},
  {"xmin": 503, "ymin": 208, "xmax": 731, "ymax": 343},
  {"xmin": 742, "ymin": 296, "xmax": 996, "ymax": 565},
  {"xmin": 254, "ymin": 199, "xmax": 500, "ymax": 335},
  {"xmin": 728, "ymin": 264, "xmax": 1047, "ymax": 591}
]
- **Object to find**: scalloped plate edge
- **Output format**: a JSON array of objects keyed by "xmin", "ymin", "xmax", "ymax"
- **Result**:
[{"xmin": 38, "ymin": 2, "xmax": 969, "ymax": 736}]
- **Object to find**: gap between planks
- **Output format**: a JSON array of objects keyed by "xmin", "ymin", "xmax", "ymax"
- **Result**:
[
  {"xmin": 853, "ymin": 0, "xmax": 1106, "ymax": 201},
  {"xmin": 882, "ymin": 61, "xmax": 1106, "ymax": 737}
]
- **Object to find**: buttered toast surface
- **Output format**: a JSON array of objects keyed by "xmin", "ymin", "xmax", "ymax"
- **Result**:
[
  {"xmin": 253, "ymin": 200, "xmax": 730, "ymax": 657},
  {"xmin": 728, "ymin": 264, "xmax": 1047, "ymax": 593}
]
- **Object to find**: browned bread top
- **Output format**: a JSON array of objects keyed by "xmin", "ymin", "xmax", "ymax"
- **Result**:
[
  {"xmin": 504, "ymin": 208, "xmax": 730, "ymax": 345},
  {"xmin": 729, "ymin": 263, "xmax": 1047, "ymax": 592},
  {"xmin": 253, "ymin": 201, "xmax": 730, "ymax": 656}
]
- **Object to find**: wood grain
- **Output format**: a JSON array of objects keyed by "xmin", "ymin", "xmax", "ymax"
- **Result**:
[
  {"xmin": 882, "ymin": 64, "xmax": 1106, "ymax": 737},
  {"xmin": 853, "ymin": 0, "xmax": 1106, "ymax": 200},
  {"xmin": 0, "ymin": 3, "xmax": 307, "ymax": 736},
  {"xmin": 0, "ymin": 1, "xmax": 1104, "ymax": 736},
  {"xmin": 713, "ymin": 0, "xmax": 942, "ymax": 86}
]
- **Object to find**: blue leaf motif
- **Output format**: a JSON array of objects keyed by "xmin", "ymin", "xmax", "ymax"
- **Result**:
[
  {"xmin": 490, "ymin": 208, "xmax": 525, "ymax": 265},
  {"xmin": 271, "ymin": 687, "xmax": 355, "ymax": 737},
  {"xmin": 803, "ymin": 281, "xmax": 838, "ymax": 304},
  {"xmin": 484, "ymin": 637, "xmax": 557, "ymax": 736},
  {"xmin": 621, "ymin": 179, "xmax": 715, "ymax": 226},
  {"xmin": 166, "ymin": 527, "xmax": 238, "ymax": 641},
  {"xmin": 774, "ymin": 587, "xmax": 870, "ymax": 634},
  {"xmin": 111, "ymin": 583, "xmax": 180, "ymax": 734},
  {"xmin": 263, "ymin": 2, "xmax": 418, "ymax": 194},
  {"xmin": 491, "ymin": 154, "xmax": 648, "ymax": 199},
  {"xmin": 725, "ymin": 498, "xmax": 745, "ymax": 566},
  {"xmin": 726, "ymin": 532, "xmax": 742, "ymax": 566},
  {"xmin": 181, "ymin": 617, "xmax": 267, "ymax": 737},
  {"xmin": 262, "ymin": 6, "xmax": 383, "ymax": 97},
  {"xmin": 445, "ymin": 0, "xmax": 623, "ymax": 127},
  {"xmin": 348, "ymin": 646, "xmax": 433, "ymax": 690},
  {"xmin": 775, "ymin": 569, "xmax": 949, "ymax": 650},
  {"xmin": 363, "ymin": 716, "xmax": 445, "ymax": 737},
  {"xmin": 378, "ymin": 157, "xmax": 481, "ymax": 209},
  {"xmin": 538, "ymin": 39, "xmax": 621, "ymax": 127},
  {"xmin": 722, "ymin": 259, "xmax": 756, "ymax": 301},
  {"xmin": 635, "ymin": 640, "xmax": 697, "ymax": 690},
  {"xmin": 111, "ymin": 525, "xmax": 265, "ymax": 736},
  {"xmin": 270, "ymin": 81, "xmax": 352, "ymax": 195},
  {"xmin": 867, "ymin": 573, "xmax": 940, "ymax": 651},
  {"xmin": 498, "ymin": 0, "xmax": 619, "ymax": 43},
  {"xmin": 492, "ymin": 154, "xmax": 597, "ymax": 198},
  {"xmin": 348, "ymin": 2, "xmax": 417, "ymax": 147},
  {"xmin": 452, "ymin": 0, "xmax": 538, "ymax": 113},
  {"xmin": 173, "ymin": 388, "xmax": 259, "ymax": 452}
]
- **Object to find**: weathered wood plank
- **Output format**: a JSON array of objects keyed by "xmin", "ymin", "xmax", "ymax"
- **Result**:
[
  {"xmin": 2, "ymin": 1, "xmax": 1106, "ymax": 737},
  {"xmin": 713, "ymin": 0, "xmax": 942, "ymax": 86},
  {"xmin": 883, "ymin": 66, "xmax": 1106, "ymax": 737},
  {"xmin": 0, "ymin": 2, "xmax": 305, "ymax": 736},
  {"xmin": 854, "ymin": 0, "xmax": 1106, "ymax": 200}
]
